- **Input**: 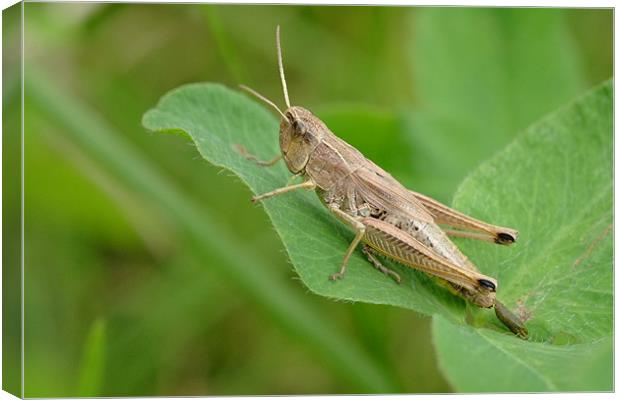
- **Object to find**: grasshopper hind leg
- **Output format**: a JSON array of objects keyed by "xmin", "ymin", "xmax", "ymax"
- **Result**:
[{"xmin": 362, "ymin": 245, "xmax": 401, "ymax": 284}]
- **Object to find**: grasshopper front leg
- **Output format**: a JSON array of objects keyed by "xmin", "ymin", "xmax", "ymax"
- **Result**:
[
  {"xmin": 410, "ymin": 190, "xmax": 518, "ymax": 245},
  {"xmin": 234, "ymin": 144, "xmax": 283, "ymax": 167},
  {"xmin": 252, "ymin": 180, "xmax": 316, "ymax": 203}
]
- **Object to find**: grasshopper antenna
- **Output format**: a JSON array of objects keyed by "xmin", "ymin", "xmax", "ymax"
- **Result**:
[
  {"xmin": 276, "ymin": 25, "xmax": 291, "ymax": 108},
  {"xmin": 239, "ymin": 84, "xmax": 287, "ymax": 120}
]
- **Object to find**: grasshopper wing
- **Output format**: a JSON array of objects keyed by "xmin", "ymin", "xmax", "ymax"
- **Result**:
[
  {"xmin": 349, "ymin": 163, "xmax": 479, "ymax": 273},
  {"xmin": 350, "ymin": 164, "xmax": 435, "ymax": 224}
]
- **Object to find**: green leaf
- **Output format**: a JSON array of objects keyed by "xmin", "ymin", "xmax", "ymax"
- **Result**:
[
  {"xmin": 432, "ymin": 81, "xmax": 612, "ymax": 391},
  {"xmin": 143, "ymin": 84, "xmax": 467, "ymax": 321},
  {"xmin": 433, "ymin": 317, "xmax": 612, "ymax": 391},
  {"xmin": 408, "ymin": 8, "xmax": 587, "ymax": 201}
]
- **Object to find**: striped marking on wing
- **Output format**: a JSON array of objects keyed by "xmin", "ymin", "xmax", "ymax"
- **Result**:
[
  {"xmin": 350, "ymin": 166, "xmax": 434, "ymax": 224},
  {"xmin": 362, "ymin": 217, "xmax": 483, "ymax": 291}
]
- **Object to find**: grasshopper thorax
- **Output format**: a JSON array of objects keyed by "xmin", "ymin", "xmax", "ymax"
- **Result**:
[{"xmin": 280, "ymin": 106, "xmax": 326, "ymax": 174}]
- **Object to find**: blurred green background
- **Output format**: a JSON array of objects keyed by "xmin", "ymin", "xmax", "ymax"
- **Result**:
[{"xmin": 3, "ymin": 4, "xmax": 612, "ymax": 396}]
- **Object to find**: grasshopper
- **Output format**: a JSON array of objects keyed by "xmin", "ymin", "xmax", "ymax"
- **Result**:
[{"xmin": 237, "ymin": 26, "xmax": 528, "ymax": 339}]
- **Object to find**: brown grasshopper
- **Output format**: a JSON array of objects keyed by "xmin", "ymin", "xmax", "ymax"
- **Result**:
[{"xmin": 236, "ymin": 26, "xmax": 528, "ymax": 339}]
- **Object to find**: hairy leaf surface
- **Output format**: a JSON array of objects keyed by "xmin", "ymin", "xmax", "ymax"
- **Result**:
[{"xmin": 433, "ymin": 81, "xmax": 612, "ymax": 391}]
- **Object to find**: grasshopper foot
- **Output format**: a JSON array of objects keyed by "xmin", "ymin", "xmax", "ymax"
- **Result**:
[
  {"xmin": 363, "ymin": 245, "xmax": 401, "ymax": 284},
  {"xmin": 329, "ymin": 272, "xmax": 345, "ymax": 281}
]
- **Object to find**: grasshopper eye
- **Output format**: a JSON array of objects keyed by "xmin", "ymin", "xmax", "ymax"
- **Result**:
[
  {"xmin": 478, "ymin": 279, "xmax": 496, "ymax": 292},
  {"xmin": 292, "ymin": 120, "xmax": 306, "ymax": 136}
]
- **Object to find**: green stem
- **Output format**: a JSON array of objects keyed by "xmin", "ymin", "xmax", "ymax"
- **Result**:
[
  {"xmin": 202, "ymin": 5, "xmax": 247, "ymax": 83},
  {"xmin": 25, "ymin": 68, "xmax": 398, "ymax": 393}
]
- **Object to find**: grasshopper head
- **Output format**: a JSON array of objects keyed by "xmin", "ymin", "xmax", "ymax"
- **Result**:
[{"xmin": 280, "ymin": 106, "xmax": 325, "ymax": 173}]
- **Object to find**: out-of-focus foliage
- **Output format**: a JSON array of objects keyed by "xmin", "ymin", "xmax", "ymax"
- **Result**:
[
  {"xmin": 3, "ymin": 4, "xmax": 23, "ymax": 397},
  {"xmin": 408, "ymin": 8, "xmax": 588, "ymax": 201},
  {"xmin": 8, "ymin": 3, "xmax": 612, "ymax": 396}
]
